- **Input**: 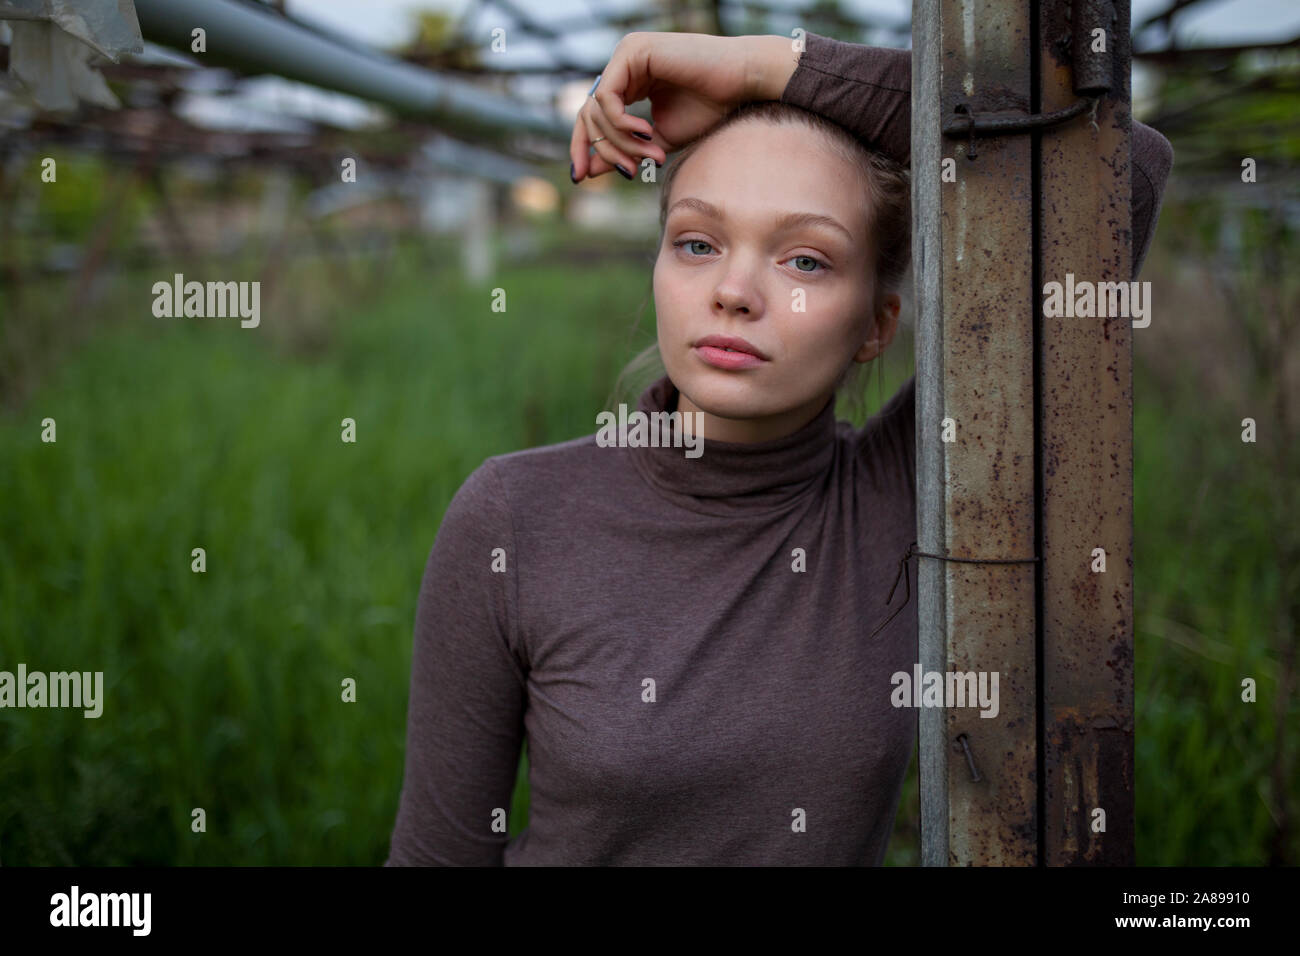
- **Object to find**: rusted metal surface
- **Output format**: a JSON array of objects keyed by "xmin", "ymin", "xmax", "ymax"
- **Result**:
[
  {"xmin": 1039, "ymin": 0, "xmax": 1135, "ymax": 864},
  {"xmin": 917, "ymin": 0, "xmax": 1135, "ymax": 866},
  {"xmin": 918, "ymin": 0, "xmax": 1040, "ymax": 866},
  {"xmin": 1071, "ymin": 0, "xmax": 1117, "ymax": 94}
]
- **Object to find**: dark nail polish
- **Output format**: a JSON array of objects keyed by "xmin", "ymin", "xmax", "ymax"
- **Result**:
[
  {"xmin": 570, "ymin": 161, "xmax": 578, "ymax": 184},
  {"xmin": 632, "ymin": 131, "xmax": 653, "ymax": 141},
  {"xmin": 615, "ymin": 163, "xmax": 633, "ymax": 180}
]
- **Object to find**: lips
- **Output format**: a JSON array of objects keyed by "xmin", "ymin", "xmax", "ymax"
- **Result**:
[{"xmin": 694, "ymin": 334, "xmax": 769, "ymax": 360}]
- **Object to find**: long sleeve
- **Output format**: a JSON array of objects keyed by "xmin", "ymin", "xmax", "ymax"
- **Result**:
[
  {"xmin": 780, "ymin": 33, "xmax": 1173, "ymax": 278},
  {"xmin": 855, "ymin": 371, "xmax": 917, "ymax": 497},
  {"xmin": 385, "ymin": 458, "xmax": 528, "ymax": 866}
]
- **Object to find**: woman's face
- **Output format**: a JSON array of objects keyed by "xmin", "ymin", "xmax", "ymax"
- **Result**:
[{"xmin": 653, "ymin": 119, "xmax": 899, "ymax": 444}]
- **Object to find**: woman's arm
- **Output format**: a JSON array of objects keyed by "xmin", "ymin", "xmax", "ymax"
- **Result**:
[
  {"xmin": 765, "ymin": 33, "xmax": 1173, "ymax": 278},
  {"xmin": 385, "ymin": 459, "xmax": 527, "ymax": 866}
]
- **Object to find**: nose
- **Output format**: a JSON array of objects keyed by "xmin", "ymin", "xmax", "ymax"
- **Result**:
[
  {"xmin": 714, "ymin": 275, "xmax": 758, "ymax": 316},
  {"xmin": 715, "ymin": 294, "xmax": 750, "ymax": 315}
]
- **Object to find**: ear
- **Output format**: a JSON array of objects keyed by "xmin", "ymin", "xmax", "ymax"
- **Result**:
[{"xmin": 852, "ymin": 292, "xmax": 902, "ymax": 363}]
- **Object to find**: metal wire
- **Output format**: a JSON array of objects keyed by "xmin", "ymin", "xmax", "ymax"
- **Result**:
[{"xmin": 867, "ymin": 539, "xmax": 1041, "ymax": 638}]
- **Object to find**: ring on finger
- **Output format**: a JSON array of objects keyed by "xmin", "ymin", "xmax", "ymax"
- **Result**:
[{"xmin": 583, "ymin": 110, "xmax": 613, "ymax": 160}]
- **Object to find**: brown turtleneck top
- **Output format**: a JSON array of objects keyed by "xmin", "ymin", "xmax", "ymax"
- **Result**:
[{"xmin": 384, "ymin": 33, "xmax": 1172, "ymax": 866}]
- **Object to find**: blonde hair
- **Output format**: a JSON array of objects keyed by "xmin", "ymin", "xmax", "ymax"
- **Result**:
[{"xmin": 609, "ymin": 100, "xmax": 911, "ymax": 424}]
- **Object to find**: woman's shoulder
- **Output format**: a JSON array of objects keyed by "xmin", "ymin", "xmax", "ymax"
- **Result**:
[
  {"xmin": 485, "ymin": 430, "xmax": 617, "ymax": 489},
  {"xmin": 444, "ymin": 431, "xmax": 621, "ymax": 525}
]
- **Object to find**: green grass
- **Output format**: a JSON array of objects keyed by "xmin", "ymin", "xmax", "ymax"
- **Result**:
[
  {"xmin": 1132, "ymin": 369, "xmax": 1294, "ymax": 865},
  {"xmin": 0, "ymin": 236, "xmax": 1292, "ymax": 865}
]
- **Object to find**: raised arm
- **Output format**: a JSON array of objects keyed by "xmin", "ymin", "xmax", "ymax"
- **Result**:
[
  {"xmin": 385, "ymin": 459, "xmax": 528, "ymax": 866},
  {"xmin": 772, "ymin": 33, "xmax": 1173, "ymax": 278}
]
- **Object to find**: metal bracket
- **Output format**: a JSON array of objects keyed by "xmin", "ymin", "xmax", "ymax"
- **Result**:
[
  {"xmin": 942, "ymin": 0, "xmax": 1115, "ymax": 157},
  {"xmin": 943, "ymin": 97, "xmax": 1099, "ymax": 158}
]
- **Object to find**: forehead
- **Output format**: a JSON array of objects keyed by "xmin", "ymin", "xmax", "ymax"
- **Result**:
[{"xmin": 668, "ymin": 120, "xmax": 870, "ymax": 239}]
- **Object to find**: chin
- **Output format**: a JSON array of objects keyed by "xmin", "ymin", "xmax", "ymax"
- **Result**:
[{"xmin": 673, "ymin": 363, "xmax": 784, "ymax": 420}]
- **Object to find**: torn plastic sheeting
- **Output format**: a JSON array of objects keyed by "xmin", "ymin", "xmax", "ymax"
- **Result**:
[
  {"xmin": 0, "ymin": 0, "xmax": 143, "ymax": 61},
  {"xmin": 7, "ymin": 20, "xmax": 120, "ymax": 109},
  {"xmin": 1, "ymin": 0, "xmax": 143, "ymax": 111}
]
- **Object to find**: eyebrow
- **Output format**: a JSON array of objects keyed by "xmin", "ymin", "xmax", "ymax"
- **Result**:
[{"xmin": 666, "ymin": 196, "xmax": 855, "ymax": 243}]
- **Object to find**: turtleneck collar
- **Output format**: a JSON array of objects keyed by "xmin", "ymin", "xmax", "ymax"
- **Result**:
[{"xmin": 627, "ymin": 373, "xmax": 838, "ymax": 517}]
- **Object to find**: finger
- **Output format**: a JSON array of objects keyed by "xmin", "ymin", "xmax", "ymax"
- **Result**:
[
  {"xmin": 571, "ymin": 89, "xmax": 614, "ymax": 181},
  {"xmin": 569, "ymin": 109, "xmax": 592, "ymax": 181},
  {"xmin": 583, "ymin": 103, "xmax": 639, "ymax": 178},
  {"xmin": 610, "ymin": 111, "xmax": 669, "ymax": 165},
  {"xmin": 570, "ymin": 97, "xmax": 618, "ymax": 180},
  {"xmin": 636, "ymin": 124, "xmax": 674, "ymax": 159},
  {"xmin": 575, "ymin": 104, "xmax": 613, "ymax": 178},
  {"xmin": 590, "ymin": 47, "xmax": 667, "ymax": 158},
  {"xmin": 602, "ymin": 116, "xmax": 673, "ymax": 160},
  {"xmin": 591, "ymin": 42, "xmax": 657, "ymax": 139},
  {"xmin": 591, "ymin": 52, "xmax": 631, "ymax": 130},
  {"xmin": 590, "ymin": 69, "xmax": 667, "ymax": 162},
  {"xmin": 587, "ymin": 99, "xmax": 668, "ymax": 173}
]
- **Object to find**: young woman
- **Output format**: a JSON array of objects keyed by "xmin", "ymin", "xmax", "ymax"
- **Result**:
[{"xmin": 385, "ymin": 31, "xmax": 1172, "ymax": 866}]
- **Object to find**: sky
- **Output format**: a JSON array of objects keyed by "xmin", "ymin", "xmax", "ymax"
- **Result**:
[{"xmin": 166, "ymin": 0, "xmax": 1300, "ymax": 133}]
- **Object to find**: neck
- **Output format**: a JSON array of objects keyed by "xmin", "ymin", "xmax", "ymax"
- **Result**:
[
  {"xmin": 676, "ymin": 388, "xmax": 835, "ymax": 444},
  {"xmin": 628, "ymin": 374, "xmax": 840, "ymax": 517}
]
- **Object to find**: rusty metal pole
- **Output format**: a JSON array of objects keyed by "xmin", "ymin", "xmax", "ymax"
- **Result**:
[
  {"xmin": 914, "ymin": 0, "xmax": 1039, "ymax": 866},
  {"xmin": 1039, "ymin": 0, "xmax": 1135, "ymax": 865},
  {"xmin": 913, "ymin": 0, "xmax": 949, "ymax": 866},
  {"xmin": 913, "ymin": 0, "xmax": 1134, "ymax": 865}
]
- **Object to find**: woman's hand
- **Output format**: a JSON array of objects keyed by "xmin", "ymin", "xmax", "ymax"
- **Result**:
[{"xmin": 570, "ymin": 32, "xmax": 800, "ymax": 182}]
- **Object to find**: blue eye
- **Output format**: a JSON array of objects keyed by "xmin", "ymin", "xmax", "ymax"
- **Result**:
[
  {"xmin": 790, "ymin": 255, "xmax": 824, "ymax": 273},
  {"xmin": 671, "ymin": 239, "xmax": 828, "ymax": 273},
  {"xmin": 673, "ymin": 239, "xmax": 714, "ymax": 256}
]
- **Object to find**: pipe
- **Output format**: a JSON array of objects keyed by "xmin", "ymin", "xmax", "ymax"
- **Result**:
[{"xmin": 132, "ymin": 0, "xmax": 571, "ymax": 142}]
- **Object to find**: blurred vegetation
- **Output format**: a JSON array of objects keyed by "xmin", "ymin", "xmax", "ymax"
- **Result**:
[
  {"xmin": 391, "ymin": 8, "xmax": 481, "ymax": 71},
  {"xmin": 1144, "ymin": 50, "xmax": 1300, "ymax": 173},
  {"xmin": 34, "ymin": 153, "xmax": 149, "ymax": 246},
  {"xmin": 1131, "ymin": 18, "xmax": 1299, "ymax": 867}
]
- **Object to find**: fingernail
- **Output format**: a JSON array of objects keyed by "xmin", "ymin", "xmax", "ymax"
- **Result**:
[
  {"xmin": 615, "ymin": 163, "xmax": 633, "ymax": 180},
  {"xmin": 631, "ymin": 131, "xmax": 653, "ymax": 141},
  {"xmin": 570, "ymin": 161, "xmax": 578, "ymax": 184}
]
